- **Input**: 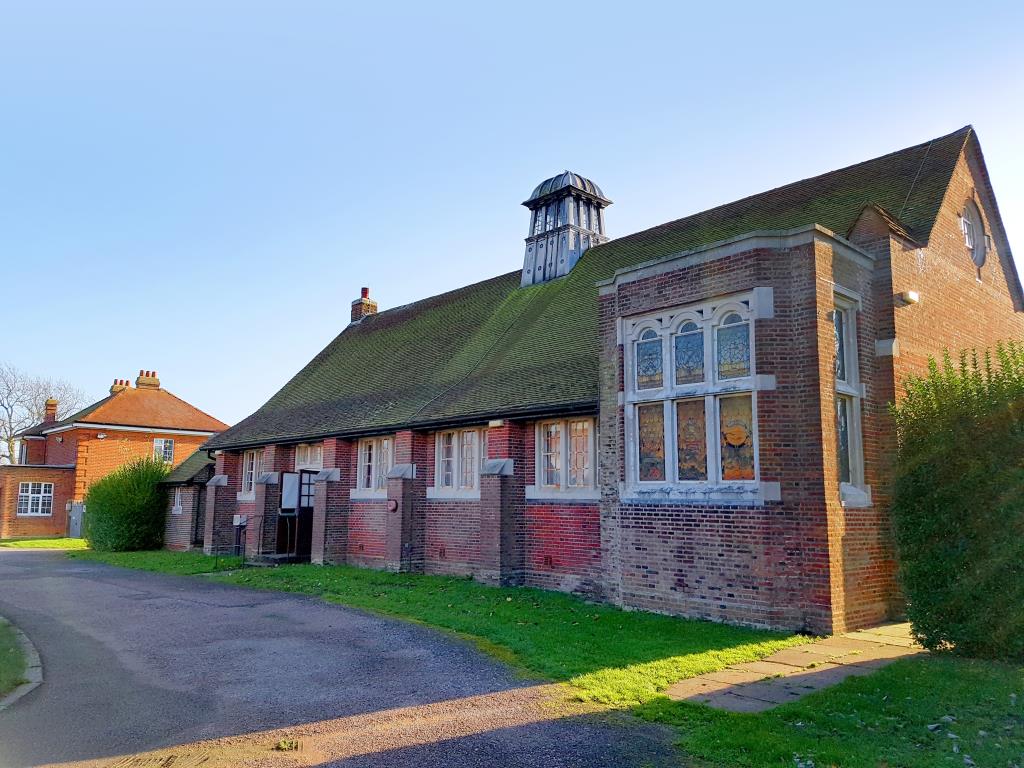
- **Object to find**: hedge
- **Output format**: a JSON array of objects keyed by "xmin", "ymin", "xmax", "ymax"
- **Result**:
[
  {"xmin": 84, "ymin": 457, "xmax": 169, "ymax": 552},
  {"xmin": 891, "ymin": 343, "xmax": 1024, "ymax": 659}
]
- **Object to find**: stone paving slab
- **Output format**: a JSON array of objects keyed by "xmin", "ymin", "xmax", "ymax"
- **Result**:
[{"xmin": 665, "ymin": 622, "xmax": 922, "ymax": 713}]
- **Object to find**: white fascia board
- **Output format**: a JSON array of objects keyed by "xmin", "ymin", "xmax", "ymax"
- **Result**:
[{"xmin": 42, "ymin": 422, "xmax": 218, "ymax": 437}]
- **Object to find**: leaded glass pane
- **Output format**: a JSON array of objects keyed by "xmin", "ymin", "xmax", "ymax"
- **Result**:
[
  {"xmin": 674, "ymin": 326, "xmax": 704, "ymax": 385},
  {"xmin": 542, "ymin": 423, "xmax": 561, "ymax": 487},
  {"xmin": 568, "ymin": 420, "xmax": 590, "ymax": 487},
  {"xmin": 636, "ymin": 331, "xmax": 663, "ymax": 390},
  {"xmin": 719, "ymin": 395, "xmax": 755, "ymax": 481},
  {"xmin": 637, "ymin": 403, "xmax": 666, "ymax": 481},
  {"xmin": 837, "ymin": 397, "xmax": 851, "ymax": 484},
  {"xmin": 834, "ymin": 309, "xmax": 847, "ymax": 382},
  {"xmin": 440, "ymin": 433, "xmax": 455, "ymax": 487},
  {"xmin": 460, "ymin": 431, "xmax": 477, "ymax": 488},
  {"xmin": 675, "ymin": 399, "xmax": 707, "ymax": 481},
  {"xmin": 361, "ymin": 441, "xmax": 374, "ymax": 489},
  {"xmin": 717, "ymin": 318, "xmax": 750, "ymax": 379},
  {"xmin": 377, "ymin": 438, "xmax": 392, "ymax": 489}
]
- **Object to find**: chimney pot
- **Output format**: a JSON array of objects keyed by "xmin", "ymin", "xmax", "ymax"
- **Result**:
[
  {"xmin": 135, "ymin": 369, "xmax": 161, "ymax": 389},
  {"xmin": 350, "ymin": 287, "xmax": 378, "ymax": 323}
]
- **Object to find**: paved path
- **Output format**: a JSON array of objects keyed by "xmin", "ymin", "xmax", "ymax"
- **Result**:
[
  {"xmin": 0, "ymin": 551, "xmax": 673, "ymax": 768},
  {"xmin": 666, "ymin": 622, "xmax": 923, "ymax": 712}
]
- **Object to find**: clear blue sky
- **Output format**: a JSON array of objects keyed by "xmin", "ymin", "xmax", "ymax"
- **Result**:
[{"xmin": 2, "ymin": 2, "xmax": 1022, "ymax": 425}]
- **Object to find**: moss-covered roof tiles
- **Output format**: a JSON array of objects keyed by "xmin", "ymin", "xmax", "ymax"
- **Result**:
[{"xmin": 206, "ymin": 126, "xmax": 972, "ymax": 450}]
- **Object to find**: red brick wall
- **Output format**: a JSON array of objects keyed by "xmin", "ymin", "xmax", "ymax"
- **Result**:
[
  {"xmin": 599, "ymin": 241, "xmax": 836, "ymax": 632},
  {"xmin": 348, "ymin": 501, "xmax": 386, "ymax": 565},
  {"xmin": 0, "ymin": 466, "xmax": 75, "ymax": 538},
  {"xmin": 72, "ymin": 429, "xmax": 211, "ymax": 501},
  {"xmin": 164, "ymin": 485, "xmax": 202, "ymax": 550},
  {"xmin": 524, "ymin": 502, "xmax": 601, "ymax": 593},
  {"xmin": 424, "ymin": 499, "xmax": 481, "ymax": 575}
]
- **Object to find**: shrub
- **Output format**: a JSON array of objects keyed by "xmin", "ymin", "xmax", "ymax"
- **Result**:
[
  {"xmin": 84, "ymin": 457, "xmax": 170, "ymax": 552},
  {"xmin": 891, "ymin": 343, "xmax": 1024, "ymax": 659}
]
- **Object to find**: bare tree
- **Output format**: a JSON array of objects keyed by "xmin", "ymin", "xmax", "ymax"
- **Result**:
[{"xmin": 0, "ymin": 363, "xmax": 89, "ymax": 464}]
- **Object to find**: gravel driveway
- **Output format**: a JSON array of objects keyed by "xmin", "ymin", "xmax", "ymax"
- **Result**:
[{"xmin": 0, "ymin": 551, "xmax": 673, "ymax": 768}]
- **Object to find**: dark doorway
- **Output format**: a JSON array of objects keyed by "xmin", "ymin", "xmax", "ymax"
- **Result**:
[{"xmin": 276, "ymin": 470, "xmax": 315, "ymax": 561}]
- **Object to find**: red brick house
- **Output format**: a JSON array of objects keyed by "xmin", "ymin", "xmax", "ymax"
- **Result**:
[
  {"xmin": 1, "ymin": 371, "xmax": 227, "ymax": 539},
  {"xmin": 199, "ymin": 126, "xmax": 1022, "ymax": 633}
]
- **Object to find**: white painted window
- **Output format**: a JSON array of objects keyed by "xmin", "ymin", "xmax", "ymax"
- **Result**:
[
  {"xmin": 357, "ymin": 436, "xmax": 393, "ymax": 492},
  {"xmin": 172, "ymin": 486, "xmax": 183, "ymax": 515},
  {"xmin": 430, "ymin": 428, "xmax": 484, "ymax": 497},
  {"xmin": 529, "ymin": 418, "xmax": 597, "ymax": 498},
  {"xmin": 961, "ymin": 201, "xmax": 987, "ymax": 268},
  {"xmin": 153, "ymin": 438, "xmax": 175, "ymax": 463},
  {"xmin": 240, "ymin": 448, "xmax": 265, "ymax": 497},
  {"xmin": 294, "ymin": 443, "xmax": 323, "ymax": 471},
  {"xmin": 623, "ymin": 292, "xmax": 768, "ymax": 501},
  {"xmin": 833, "ymin": 293, "xmax": 870, "ymax": 506},
  {"xmin": 17, "ymin": 482, "xmax": 53, "ymax": 516}
]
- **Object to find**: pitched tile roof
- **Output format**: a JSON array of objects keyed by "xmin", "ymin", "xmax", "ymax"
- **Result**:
[
  {"xmin": 206, "ymin": 126, "xmax": 975, "ymax": 450},
  {"xmin": 20, "ymin": 386, "xmax": 228, "ymax": 437},
  {"xmin": 161, "ymin": 448, "xmax": 215, "ymax": 484}
]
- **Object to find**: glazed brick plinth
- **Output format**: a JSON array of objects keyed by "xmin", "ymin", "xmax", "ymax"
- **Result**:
[
  {"xmin": 524, "ymin": 501, "xmax": 602, "ymax": 595},
  {"xmin": 616, "ymin": 502, "xmax": 831, "ymax": 632}
]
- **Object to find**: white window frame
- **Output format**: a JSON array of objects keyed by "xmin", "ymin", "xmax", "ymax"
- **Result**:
[
  {"xmin": 833, "ymin": 291, "xmax": 871, "ymax": 507},
  {"xmin": 171, "ymin": 486, "xmax": 183, "ymax": 515},
  {"xmin": 153, "ymin": 438, "xmax": 175, "ymax": 464},
  {"xmin": 238, "ymin": 448, "xmax": 265, "ymax": 500},
  {"xmin": 294, "ymin": 443, "xmax": 323, "ymax": 471},
  {"xmin": 16, "ymin": 482, "xmax": 54, "ymax": 516},
  {"xmin": 622, "ymin": 291, "xmax": 777, "ymax": 504},
  {"xmin": 428, "ymin": 428, "xmax": 485, "ymax": 499},
  {"xmin": 350, "ymin": 435, "xmax": 394, "ymax": 499},
  {"xmin": 526, "ymin": 417, "xmax": 599, "ymax": 500},
  {"xmin": 961, "ymin": 201, "xmax": 987, "ymax": 269}
]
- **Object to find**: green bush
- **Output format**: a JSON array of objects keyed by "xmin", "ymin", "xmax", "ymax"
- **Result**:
[
  {"xmin": 84, "ymin": 457, "xmax": 170, "ymax": 552},
  {"xmin": 892, "ymin": 343, "xmax": 1024, "ymax": 659}
]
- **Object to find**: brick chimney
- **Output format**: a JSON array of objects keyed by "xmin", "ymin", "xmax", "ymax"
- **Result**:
[
  {"xmin": 351, "ymin": 287, "xmax": 378, "ymax": 323},
  {"xmin": 109, "ymin": 378, "xmax": 129, "ymax": 394},
  {"xmin": 135, "ymin": 369, "xmax": 161, "ymax": 389},
  {"xmin": 43, "ymin": 398, "xmax": 58, "ymax": 423}
]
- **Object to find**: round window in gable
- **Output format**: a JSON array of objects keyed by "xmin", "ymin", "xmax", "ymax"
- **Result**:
[{"xmin": 962, "ymin": 201, "xmax": 987, "ymax": 268}]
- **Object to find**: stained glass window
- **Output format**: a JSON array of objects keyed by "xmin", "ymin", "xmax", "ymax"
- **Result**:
[
  {"xmin": 834, "ymin": 308, "xmax": 848, "ymax": 382},
  {"xmin": 837, "ymin": 397, "xmax": 851, "ymax": 484},
  {"xmin": 636, "ymin": 329, "xmax": 663, "ymax": 390},
  {"xmin": 637, "ymin": 403, "xmax": 666, "ymax": 481},
  {"xmin": 675, "ymin": 399, "xmax": 707, "ymax": 481},
  {"xmin": 717, "ymin": 313, "xmax": 750, "ymax": 379},
  {"xmin": 674, "ymin": 321, "xmax": 704, "ymax": 385},
  {"xmin": 719, "ymin": 395, "xmax": 755, "ymax": 481},
  {"xmin": 542, "ymin": 422, "xmax": 562, "ymax": 487}
]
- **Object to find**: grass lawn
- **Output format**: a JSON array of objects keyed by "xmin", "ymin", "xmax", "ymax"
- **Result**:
[
  {"xmin": 68, "ymin": 550, "xmax": 1024, "ymax": 767},
  {"xmin": 0, "ymin": 537, "xmax": 89, "ymax": 550},
  {"xmin": 639, "ymin": 655, "xmax": 1024, "ymax": 767},
  {"xmin": 0, "ymin": 621, "xmax": 26, "ymax": 696},
  {"xmin": 70, "ymin": 549, "xmax": 242, "ymax": 575}
]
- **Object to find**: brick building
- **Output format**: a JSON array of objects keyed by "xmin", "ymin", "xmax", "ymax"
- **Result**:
[
  {"xmin": 161, "ymin": 449, "xmax": 215, "ymax": 551},
  {"xmin": 1, "ymin": 371, "xmax": 227, "ymax": 539},
  {"xmin": 199, "ymin": 126, "xmax": 1022, "ymax": 633}
]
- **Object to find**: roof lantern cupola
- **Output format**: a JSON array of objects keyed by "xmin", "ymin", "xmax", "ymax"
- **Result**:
[{"xmin": 521, "ymin": 171, "xmax": 611, "ymax": 286}]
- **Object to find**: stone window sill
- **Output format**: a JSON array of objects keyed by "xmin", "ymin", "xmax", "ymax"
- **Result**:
[
  {"xmin": 171, "ymin": 506, "xmax": 183, "ymax": 515},
  {"xmin": 236, "ymin": 491, "xmax": 255, "ymax": 502},
  {"xmin": 426, "ymin": 487, "xmax": 480, "ymax": 501},
  {"xmin": 840, "ymin": 483, "xmax": 873, "ymax": 508},
  {"xmin": 525, "ymin": 485, "xmax": 600, "ymax": 501},
  {"xmin": 349, "ymin": 488, "xmax": 386, "ymax": 501},
  {"xmin": 619, "ymin": 480, "xmax": 781, "ymax": 506}
]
